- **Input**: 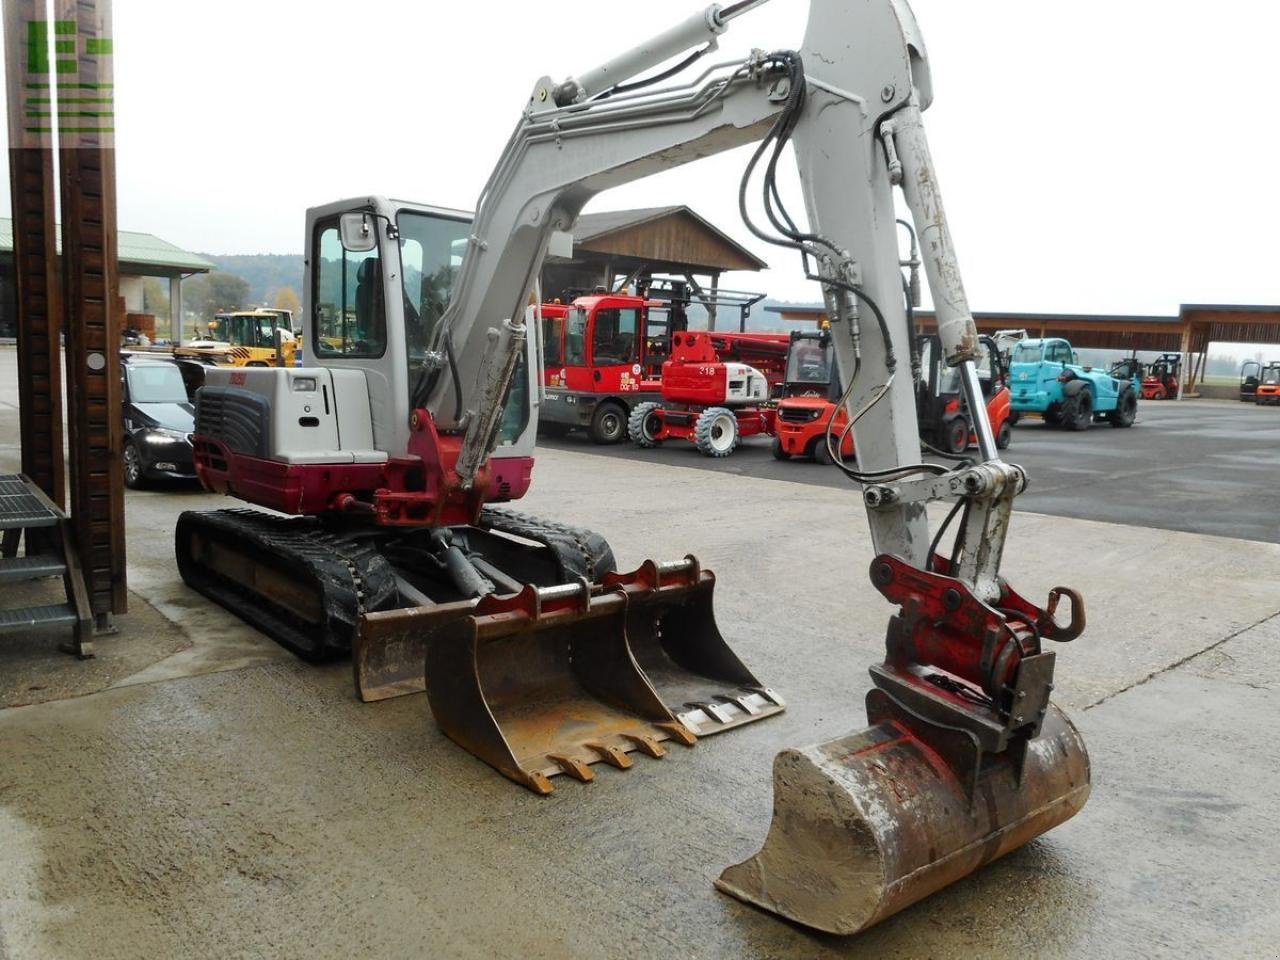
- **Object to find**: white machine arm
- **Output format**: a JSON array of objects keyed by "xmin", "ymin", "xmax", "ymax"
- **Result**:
[{"xmin": 432, "ymin": 0, "xmax": 1011, "ymax": 596}]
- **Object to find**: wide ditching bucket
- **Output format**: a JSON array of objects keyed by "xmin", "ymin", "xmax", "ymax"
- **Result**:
[
  {"xmin": 424, "ymin": 580, "xmax": 696, "ymax": 794},
  {"xmin": 716, "ymin": 690, "xmax": 1090, "ymax": 935}
]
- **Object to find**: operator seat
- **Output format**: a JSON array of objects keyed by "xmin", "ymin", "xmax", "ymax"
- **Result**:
[{"xmin": 355, "ymin": 257, "xmax": 386, "ymax": 350}]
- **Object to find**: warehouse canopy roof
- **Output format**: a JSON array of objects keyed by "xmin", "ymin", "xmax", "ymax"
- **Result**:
[{"xmin": 0, "ymin": 217, "xmax": 214, "ymax": 277}]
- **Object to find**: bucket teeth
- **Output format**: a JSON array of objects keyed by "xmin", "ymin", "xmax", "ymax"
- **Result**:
[
  {"xmin": 549, "ymin": 755, "xmax": 595, "ymax": 783},
  {"xmin": 586, "ymin": 742, "xmax": 634, "ymax": 769},
  {"xmin": 622, "ymin": 734, "xmax": 667, "ymax": 758}
]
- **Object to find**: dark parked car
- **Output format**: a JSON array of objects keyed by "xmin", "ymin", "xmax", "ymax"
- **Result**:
[{"xmin": 121, "ymin": 357, "xmax": 201, "ymax": 487}]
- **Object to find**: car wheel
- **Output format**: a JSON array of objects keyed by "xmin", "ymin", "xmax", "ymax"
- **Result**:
[
  {"xmin": 627, "ymin": 402, "xmax": 663, "ymax": 448},
  {"xmin": 589, "ymin": 402, "xmax": 627, "ymax": 445},
  {"xmin": 1007, "ymin": 410, "xmax": 1021, "ymax": 426},
  {"xmin": 694, "ymin": 407, "xmax": 738, "ymax": 457},
  {"xmin": 123, "ymin": 440, "xmax": 145, "ymax": 489}
]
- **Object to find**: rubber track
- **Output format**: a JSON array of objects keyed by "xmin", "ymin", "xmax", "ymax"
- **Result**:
[
  {"xmin": 175, "ymin": 509, "xmax": 398, "ymax": 660},
  {"xmin": 478, "ymin": 506, "xmax": 617, "ymax": 583}
]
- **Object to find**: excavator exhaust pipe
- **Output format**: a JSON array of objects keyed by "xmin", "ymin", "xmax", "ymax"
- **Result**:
[{"xmin": 716, "ymin": 700, "xmax": 1089, "ymax": 934}]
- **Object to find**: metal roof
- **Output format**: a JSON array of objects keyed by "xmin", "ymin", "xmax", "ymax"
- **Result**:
[{"xmin": 0, "ymin": 217, "xmax": 214, "ymax": 275}]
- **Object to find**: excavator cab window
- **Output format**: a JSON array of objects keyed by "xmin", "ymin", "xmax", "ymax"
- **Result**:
[
  {"xmin": 313, "ymin": 219, "xmax": 386, "ymax": 358},
  {"xmin": 396, "ymin": 210, "xmax": 471, "ymax": 360},
  {"xmin": 591, "ymin": 307, "xmax": 639, "ymax": 366},
  {"xmin": 542, "ymin": 313, "xmax": 564, "ymax": 366}
]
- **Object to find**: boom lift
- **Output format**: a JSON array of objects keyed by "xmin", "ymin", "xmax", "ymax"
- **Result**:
[{"xmin": 178, "ymin": 0, "xmax": 1089, "ymax": 936}]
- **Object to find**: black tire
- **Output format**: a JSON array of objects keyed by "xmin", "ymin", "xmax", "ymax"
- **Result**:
[
  {"xmin": 1007, "ymin": 410, "xmax": 1021, "ymax": 426},
  {"xmin": 812, "ymin": 437, "xmax": 834, "ymax": 465},
  {"xmin": 944, "ymin": 416, "xmax": 969, "ymax": 454},
  {"xmin": 627, "ymin": 402, "xmax": 663, "ymax": 448},
  {"xmin": 694, "ymin": 407, "xmax": 738, "ymax": 457},
  {"xmin": 1109, "ymin": 388, "xmax": 1137, "ymax": 428},
  {"xmin": 589, "ymin": 402, "xmax": 627, "ymax": 444},
  {"xmin": 771, "ymin": 436, "xmax": 790, "ymax": 461},
  {"xmin": 122, "ymin": 440, "xmax": 145, "ymax": 489},
  {"xmin": 1062, "ymin": 389, "xmax": 1093, "ymax": 431},
  {"xmin": 996, "ymin": 419, "xmax": 1013, "ymax": 449},
  {"xmin": 1043, "ymin": 404, "xmax": 1060, "ymax": 428}
]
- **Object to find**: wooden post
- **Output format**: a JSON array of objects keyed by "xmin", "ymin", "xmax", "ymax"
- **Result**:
[
  {"xmin": 4, "ymin": 0, "xmax": 65, "ymax": 508},
  {"xmin": 58, "ymin": 0, "xmax": 126, "ymax": 623},
  {"xmin": 1176, "ymin": 324, "xmax": 1191, "ymax": 400}
]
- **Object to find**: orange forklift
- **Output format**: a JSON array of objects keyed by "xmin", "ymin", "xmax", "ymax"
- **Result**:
[
  {"xmin": 1141, "ymin": 353, "xmax": 1182, "ymax": 400},
  {"xmin": 773, "ymin": 332, "xmax": 1012, "ymax": 462}
]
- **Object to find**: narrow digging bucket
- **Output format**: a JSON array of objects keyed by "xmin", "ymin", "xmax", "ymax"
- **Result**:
[
  {"xmin": 605, "ymin": 558, "xmax": 785, "ymax": 736},
  {"xmin": 716, "ymin": 699, "xmax": 1090, "ymax": 935},
  {"xmin": 425, "ymin": 582, "xmax": 695, "ymax": 794}
]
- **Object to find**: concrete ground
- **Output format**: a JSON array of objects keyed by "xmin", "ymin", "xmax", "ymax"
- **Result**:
[
  {"xmin": 1, "ymin": 348, "xmax": 1278, "ymax": 958},
  {"xmin": 542, "ymin": 398, "xmax": 1280, "ymax": 543}
]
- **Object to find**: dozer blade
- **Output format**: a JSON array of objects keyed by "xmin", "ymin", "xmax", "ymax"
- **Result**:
[
  {"xmin": 716, "ymin": 695, "xmax": 1090, "ymax": 936},
  {"xmin": 425, "ymin": 581, "xmax": 696, "ymax": 794},
  {"xmin": 605, "ymin": 558, "xmax": 784, "ymax": 736}
]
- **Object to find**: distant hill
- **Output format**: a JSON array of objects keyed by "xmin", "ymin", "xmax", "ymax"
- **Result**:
[{"xmin": 199, "ymin": 253, "xmax": 304, "ymax": 304}]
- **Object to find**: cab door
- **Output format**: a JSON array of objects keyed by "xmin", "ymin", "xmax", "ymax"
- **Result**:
[{"xmin": 587, "ymin": 302, "xmax": 643, "ymax": 395}]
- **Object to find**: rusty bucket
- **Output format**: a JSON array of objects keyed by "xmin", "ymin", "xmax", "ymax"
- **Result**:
[
  {"xmin": 715, "ymin": 697, "xmax": 1090, "ymax": 935},
  {"xmin": 424, "ymin": 581, "xmax": 696, "ymax": 794},
  {"xmin": 606, "ymin": 558, "xmax": 785, "ymax": 736}
]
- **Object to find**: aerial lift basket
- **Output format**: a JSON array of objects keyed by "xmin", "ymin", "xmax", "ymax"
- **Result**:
[{"xmin": 716, "ymin": 555, "xmax": 1090, "ymax": 935}]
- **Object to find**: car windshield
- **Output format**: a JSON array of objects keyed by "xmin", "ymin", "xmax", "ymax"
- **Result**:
[
  {"xmin": 1012, "ymin": 343, "xmax": 1043, "ymax": 364},
  {"xmin": 128, "ymin": 365, "xmax": 189, "ymax": 403}
]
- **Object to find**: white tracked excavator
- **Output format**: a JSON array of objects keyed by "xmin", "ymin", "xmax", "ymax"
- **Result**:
[{"xmin": 177, "ymin": 0, "xmax": 1090, "ymax": 935}]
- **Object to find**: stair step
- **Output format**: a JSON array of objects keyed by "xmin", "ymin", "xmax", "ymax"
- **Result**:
[
  {"xmin": 0, "ymin": 555, "xmax": 67, "ymax": 582},
  {"xmin": 0, "ymin": 603, "xmax": 78, "ymax": 635}
]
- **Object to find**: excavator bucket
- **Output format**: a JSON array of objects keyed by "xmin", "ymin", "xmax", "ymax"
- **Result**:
[
  {"xmin": 716, "ymin": 693, "xmax": 1090, "ymax": 935},
  {"xmin": 356, "ymin": 598, "xmax": 479, "ymax": 702},
  {"xmin": 424, "ymin": 580, "xmax": 696, "ymax": 794},
  {"xmin": 604, "ymin": 558, "xmax": 784, "ymax": 735}
]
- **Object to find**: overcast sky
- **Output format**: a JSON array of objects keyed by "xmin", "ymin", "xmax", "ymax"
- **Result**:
[{"xmin": 2, "ymin": 0, "xmax": 1276, "ymax": 316}]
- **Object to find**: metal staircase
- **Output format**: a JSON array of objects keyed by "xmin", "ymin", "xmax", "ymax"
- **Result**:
[{"xmin": 0, "ymin": 475, "xmax": 95, "ymax": 656}]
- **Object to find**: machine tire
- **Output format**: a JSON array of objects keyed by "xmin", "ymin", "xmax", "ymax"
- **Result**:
[
  {"xmin": 944, "ymin": 416, "xmax": 969, "ymax": 454},
  {"xmin": 996, "ymin": 419, "xmax": 1013, "ymax": 449},
  {"xmin": 122, "ymin": 439, "xmax": 145, "ymax": 490},
  {"xmin": 771, "ymin": 437, "xmax": 790, "ymax": 461},
  {"xmin": 1007, "ymin": 410, "xmax": 1021, "ymax": 426},
  {"xmin": 1061, "ymin": 389, "xmax": 1093, "ymax": 431},
  {"xmin": 627, "ymin": 402, "xmax": 663, "ymax": 448},
  {"xmin": 694, "ymin": 407, "xmax": 738, "ymax": 457},
  {"xmin": 1109, "ymin": 388, "xmax": 1138, "ymax": 428},
  {"xmin": 812, "ymin": 437, "xmax": 834, "ymax": 465},
  {"xmin": 589, "ymin": 401, "xmax": 627, "ymax": 445}
]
